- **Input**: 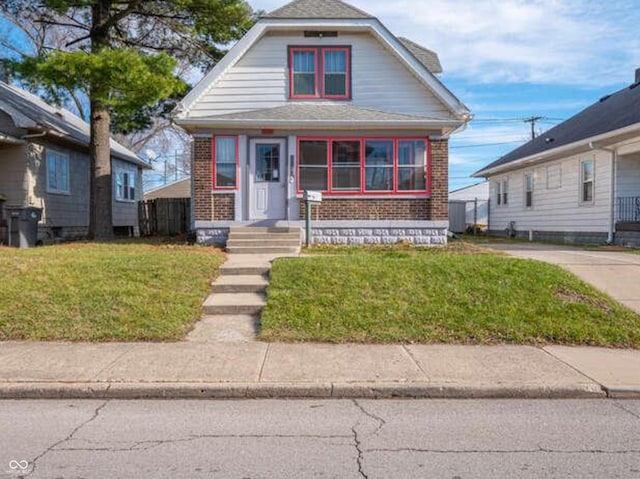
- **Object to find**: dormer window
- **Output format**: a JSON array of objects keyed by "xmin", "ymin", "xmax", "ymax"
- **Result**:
[{"xmin": 289, "ymin": 46, "xmax": 351, "ymax": 100}]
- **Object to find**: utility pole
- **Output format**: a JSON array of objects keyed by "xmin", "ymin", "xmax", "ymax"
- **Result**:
[{"xmin": 524, "ymin": 116, "xmax": 543, "ymax": 139}]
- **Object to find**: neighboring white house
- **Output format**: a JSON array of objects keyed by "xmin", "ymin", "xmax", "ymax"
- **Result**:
[
  {"xmin": 173, "ymin": 0, "xmax": 470, "ymax": 246},
  {"xmin": 449, "ymin": 182, "xmax": 489, "ymax": 232},
  {"xmin": 473, "ymin": 68, "xmax": 640, "ymax": 246}
]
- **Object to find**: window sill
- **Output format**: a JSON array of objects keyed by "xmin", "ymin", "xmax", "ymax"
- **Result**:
[
  {"xmin": 296, "ymin": 193, "xmax": 430, "ymax": 200},
  {"xmin": 115, "ymin": 198, "xmax": 136, "ymax": 204},
  {"xmin": 46, "ymin": 189, "xmax": 71, "ymax": 196}
]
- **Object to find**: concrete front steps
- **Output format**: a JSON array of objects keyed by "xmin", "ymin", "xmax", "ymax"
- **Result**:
[
  {"xmin": 190, "ymin": 252, "xmax": 296, "ymax": 343},
  {"xmin": 226, "ymin": 226, "xmax": 301, "ymax": 254}
]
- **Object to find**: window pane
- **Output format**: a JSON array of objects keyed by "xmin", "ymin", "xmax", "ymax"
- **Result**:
[
  {"xmin": 324, "ymin": 50, "xmax": 346, "ymax": 73},
  {"xmin": 216, "ymin": 137, "xmax": 236, "ymax": 163},
  {"xmin": 217, "ymin": 165, "xmax": 237, "ymax": 187},
  {"xmin": 300, "ymin": 140, "xmax": 328, "ymax": 166},
  {"xmin": 331, "ymin": 140, "xmax": 360, "ymax": 190},
  {"xmin": 300, "ymin": 167, "xmax": 327, "ymax": 190},
  {"xmin": 47, "ymin": 155, "xmax": 57, "ymax": 190},
  {"xmin": 398, "ymin": 140, "xmax": 426, "ymax": 166},
  {"xmin": 398, "ymin": 167, "xmax": 425, "ymax": 191},
  {"xmin": 256, "ymin": 144, "xmax": 280, "ymax": 183},
  {"xmin": 324, "ymin": 74, "xmax": 346, "ymax": 96},
  {"xmin": 365, "ymin": 140, "xmax": 393, "ymax": 191},
  {"xmin": 293, "ymin": 50, "xmax": 316, "ymax": 96},
  {"xmin": 583, "ymin": 181, "xmax": 593, "ymax": 202},
  {"xmin": 582, "ymin": 160, "xmax": 594, "ymax": 182}
]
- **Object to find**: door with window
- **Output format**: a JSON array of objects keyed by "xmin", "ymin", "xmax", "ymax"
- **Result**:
[{"xmin": 249, "ymin": 139, "xmax": 287, "ymax": 220}]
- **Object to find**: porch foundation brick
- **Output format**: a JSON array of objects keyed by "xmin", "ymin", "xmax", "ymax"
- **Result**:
[
  {"xmin": 311, "ymin": 226, "xmax": 447, "ymax": 245},
  {"xmin": 213, "ymin": 194, "xmax": 235, "ymax": 221},
  {"xmin": 193, "ymin": 136, "xmax": 213, "ymax": 221},
  {"xmin": 197, "ymin": 228, "xmax": 230, "ymax": 245}
]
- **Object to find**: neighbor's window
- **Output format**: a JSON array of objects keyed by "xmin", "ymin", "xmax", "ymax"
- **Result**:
[
  {"xmin": 214, "ymin": 136, "xmax": 238, "ymax": 189},
  {"xmin": 46, "ymin": 150, "xmax": 70, "ymax": 194},
  {"xmin": 115, "ymin": 168, "xmax": 136, "ymax": 201},
  {"xmin": 496, "ymin": 179, "xmax": 508, "ymax": 206},
  {"xmin": 289, "ymin": 46, "xmax": 350, "ymax": 99},
  {"xmin": 297, "ymin": 137, "xmax": 428, "ymax": 194},
  {"xmin": 524, "ymin": 172, "xmax": 533, "ymax": 208},
  {"xmin": 581, "ymin": 159, "xmax": 594, "ymax": 202}
]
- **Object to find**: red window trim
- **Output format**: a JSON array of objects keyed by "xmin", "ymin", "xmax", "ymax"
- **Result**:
[
  {"xmin": 212, "ymin": 135, "xmax": 239, "ymax": 190},
  {"xmin": 296, "ymin": 136, "xmax": 430, "ymax": 196},
  {"xmin": 289, "ymin": 46, "xmax": 351, "ymax": 100}
]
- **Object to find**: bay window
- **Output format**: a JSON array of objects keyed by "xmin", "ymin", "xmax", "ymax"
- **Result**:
[{"xmin": 298, "ymin": 137, "xmax": 429, "ymax": 195}]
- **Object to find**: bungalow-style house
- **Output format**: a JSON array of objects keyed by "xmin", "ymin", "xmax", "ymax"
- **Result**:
[
  {"xmin": 173, "ymin": 0, "xmax": 470, "ymax": 245},
  {"xmin": 473, "ymin": 68, "xmax": 640, "ymax": 246},
  {"xmin": 0, "ymin": 80, "xmax": 149, "ymax": 243}
]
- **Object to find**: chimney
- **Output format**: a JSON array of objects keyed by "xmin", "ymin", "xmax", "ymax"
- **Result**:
[{"xmin": 636, "ymin": 67, "xmax": 640, "ymax": 84}]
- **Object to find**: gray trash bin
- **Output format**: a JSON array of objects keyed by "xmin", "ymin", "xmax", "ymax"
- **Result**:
[{"xmin": 7, "ymin": 206, "xmax": 42, "ymax": 248}]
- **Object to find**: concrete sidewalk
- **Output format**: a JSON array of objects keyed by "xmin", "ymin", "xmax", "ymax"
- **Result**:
[{"xmin": 0, "ymin": 341, "xmax": 638, "ymax": 399}]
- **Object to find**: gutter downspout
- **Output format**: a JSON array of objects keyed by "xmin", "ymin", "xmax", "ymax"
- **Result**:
[{"xmin": 589, "ymin": 142, "xmax": 617, "ymax": 244}]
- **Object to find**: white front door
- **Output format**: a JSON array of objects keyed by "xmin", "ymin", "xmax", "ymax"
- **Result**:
[{"xmin": 249, "ymin": 139, "xmax": 287, "ymax": 220}]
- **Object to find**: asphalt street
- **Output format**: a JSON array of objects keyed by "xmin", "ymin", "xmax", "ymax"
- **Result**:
[{"xmin": 2, "ymin": 399, "xmax": 639, "ymax": 478}]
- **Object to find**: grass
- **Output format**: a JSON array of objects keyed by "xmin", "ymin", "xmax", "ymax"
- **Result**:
[
  {"xmin": 260, "ymin": 243, "xmax": 640, "ymax": 347},
  {"xmin": 0, "ymin": 242, "xmax": 224, "ymax": 341}
]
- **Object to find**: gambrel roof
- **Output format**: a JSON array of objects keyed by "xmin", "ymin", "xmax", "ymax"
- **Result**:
[
  {"xmin": 174, "ymin": 0, "xmax": 470, "ymax": 127},
  {"xmin": 474, "ymin": 78, "xmax": 640, "ymax": 177},
  {"xmin": 266, "ymin": 0, "xmax": 373, "ymax": 19}
]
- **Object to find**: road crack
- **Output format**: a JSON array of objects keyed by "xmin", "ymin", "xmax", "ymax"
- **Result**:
[
  {"xmin": 27, "ymin": 401, "xmax": 109, "ymax": 476},
  {"xmin": 352, "ymin": 399, "xmax": 386, "ymax": 436}
]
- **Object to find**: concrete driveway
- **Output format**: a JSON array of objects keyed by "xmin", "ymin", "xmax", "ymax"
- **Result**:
[{"xmin": 482, "ymin": 243, "xmax": 640, "ymax": 313}]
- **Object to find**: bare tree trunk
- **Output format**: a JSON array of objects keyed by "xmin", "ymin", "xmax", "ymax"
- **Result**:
[
  {"xmin": 89, "ymin": 101, "xmax": 113, "ymax": 239},
  {"xmin": 88, "ymin": 0, "xmax": 113, "ymax": 240}
]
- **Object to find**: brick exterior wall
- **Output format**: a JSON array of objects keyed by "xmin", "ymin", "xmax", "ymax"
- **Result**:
[
  {"xmin": 300, "ymin": 198, "xmax": 429, "ymax": 220},
  {"xmin": 193, "ymin": 137, "xmax": 213, "ymax": 221},
  {"xmin": 213, "ymin": 194, "xmax": 235, "ymax": 220},
  {"xmin": 428, "ymin": 138, "xmax": 448, "ymax": 220}
]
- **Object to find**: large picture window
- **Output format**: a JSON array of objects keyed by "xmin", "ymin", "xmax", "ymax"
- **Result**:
[
  {"xmin": 213, "ymin": 136, "xmax": 238, "ymax": 189},
  {"xmin": 289, "ymin": 46, "xmax": 351, "ymax": 100},
  {"xmin": 297, "ymin": 137, "xmax": 429, "ymax": 195},
  {"xmin": 46, "ymin": 150, "xmax": 70, "ymax": 194}
]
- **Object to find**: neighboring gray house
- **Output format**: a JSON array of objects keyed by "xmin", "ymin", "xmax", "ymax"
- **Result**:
[
  {"xmin": 0, "ymin": 81, "xmax": 149, "ymax": 243},
  {"xmin": 473, "ymin": 68, "xmax": 640, "ymax": 246},
  {"xmin": 173, "ymin": 0, "xmax": 470, "ymax": 246}
]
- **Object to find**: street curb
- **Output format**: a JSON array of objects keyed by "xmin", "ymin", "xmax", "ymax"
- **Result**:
[
  {"xmin": 0, "ymin": 382, "xmax": 607, "ymax": 400},
  {"xmin": 602, "ymin": 387, "xmax": 640, "ymax": 399}
]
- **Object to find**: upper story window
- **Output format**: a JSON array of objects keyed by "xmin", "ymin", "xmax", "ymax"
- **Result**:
[
  {"xmin": 115, "ymin": 167, "xmax": 136, "ymax": 202},
  {"xmin": 289, "ymin": 46, "xmax": 351, "ymax": 100},
  {"xmin": 46, "ymin": 149, "xmax": 70, "ymax": 194}
]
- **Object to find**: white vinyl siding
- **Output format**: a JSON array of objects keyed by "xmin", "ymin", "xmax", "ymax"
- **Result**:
[
  {"xmin": 488, "ymin": 152, "xmax": 613, "ymax": 233},
  {"xmin": 190, "ymin": 32, "xmax": 453, "ymax": 118}
]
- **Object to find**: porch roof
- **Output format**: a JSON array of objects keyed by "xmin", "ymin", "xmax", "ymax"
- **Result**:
[{"xmin": 176, "ymin": 104, "xmax": 462, "ymax": 130}]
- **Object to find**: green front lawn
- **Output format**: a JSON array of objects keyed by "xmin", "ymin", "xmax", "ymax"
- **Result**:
[
  {"xmin": 260, "ymin": 244, "xmax": 640, "ymax": 347},
  {"xmin": 0, "ymin": 242, "xmax": 224, "ymax": 341}
]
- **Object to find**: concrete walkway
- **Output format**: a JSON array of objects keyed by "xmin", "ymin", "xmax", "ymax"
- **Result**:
[
  {"xmin": 1, "ymin": 246, "xmax": 639, "ymax": 400},
  {"xmin": 480, "ymin": 243, "xmax": 640, "ymax": 313}
]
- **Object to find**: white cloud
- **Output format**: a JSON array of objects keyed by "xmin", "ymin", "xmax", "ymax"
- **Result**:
[{"xmin": 249, "ymin": 0, "xmax": 640, "ymax": 87}]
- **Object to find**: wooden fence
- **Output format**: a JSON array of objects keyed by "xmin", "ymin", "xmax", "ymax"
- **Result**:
[{"xmin": 138, "ymin": 198, "xmax": 191, "ymax": 236}]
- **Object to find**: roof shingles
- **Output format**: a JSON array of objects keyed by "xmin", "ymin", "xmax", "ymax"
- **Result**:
[{"xmin": 266, "ymin": 0, "xmax": 374, "ymax": 19}]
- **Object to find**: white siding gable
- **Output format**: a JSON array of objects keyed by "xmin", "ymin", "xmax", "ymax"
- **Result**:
[{"xmin": 189, "ymin": 31, "xmax": 453, "ymax": 119}]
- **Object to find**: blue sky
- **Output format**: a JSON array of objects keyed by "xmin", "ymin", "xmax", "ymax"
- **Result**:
[{"xmin": 251, "ymin": 0, "xmax": 640, "ymax": 191}]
